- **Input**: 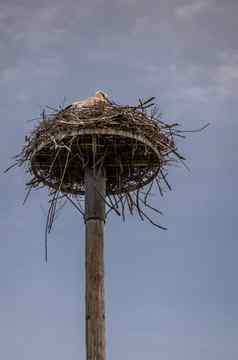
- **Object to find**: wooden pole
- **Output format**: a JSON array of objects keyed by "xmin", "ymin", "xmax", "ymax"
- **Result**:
[{"xmin": 84, "ymin": 167, "xmax": 106, "ymax": 360}]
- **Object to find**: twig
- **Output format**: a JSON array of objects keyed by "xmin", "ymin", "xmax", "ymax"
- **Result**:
[
  {"xmin": 94, "ymin": 184, "xmax": 121, "ymax": 216},
  {"xmin": 23, "ymin": 184, "xmax": 34, "ymax": 205},
  {"xmin": 3, "ymin": 162, "xmax": 18, "ymax": 173},
  {"xmin": 66, "ymin": 195, "xmax": 85, "ymax": 216}
]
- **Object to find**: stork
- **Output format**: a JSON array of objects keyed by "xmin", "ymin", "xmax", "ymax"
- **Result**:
[{"xmin": 64, "ymin": 91, "xmax": 111, "ymax": 111}]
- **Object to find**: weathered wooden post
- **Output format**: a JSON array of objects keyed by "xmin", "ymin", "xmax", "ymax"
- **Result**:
[{"xmin": 85, "ymin": 168, "xmax": 106, "ymax": 360}]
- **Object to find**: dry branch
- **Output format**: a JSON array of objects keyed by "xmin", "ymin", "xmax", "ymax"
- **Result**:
[{"xmin": 6, "ymin": 96, "xmax": 193, "ymax": 259}]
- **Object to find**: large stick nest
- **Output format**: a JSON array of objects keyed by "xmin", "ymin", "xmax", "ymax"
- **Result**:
[{"xmin": 7, "ymin": 97, "xmax": 190, "ymax": 260}]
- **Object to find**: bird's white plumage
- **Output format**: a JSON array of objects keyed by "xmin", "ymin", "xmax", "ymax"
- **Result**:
[{"xmin": 70, "ymin": 90, "xmax": 111, "ymax": 109}]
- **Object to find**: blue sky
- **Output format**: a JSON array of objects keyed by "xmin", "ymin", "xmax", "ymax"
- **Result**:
[{"xmin": 0, "ymin": 0, "xmax": 237, "ymax": 359}]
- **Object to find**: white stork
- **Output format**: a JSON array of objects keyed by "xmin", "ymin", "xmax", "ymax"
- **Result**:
[{"xmin": 64, "ymin": 91, "xmax": 111, "ymax": 111}]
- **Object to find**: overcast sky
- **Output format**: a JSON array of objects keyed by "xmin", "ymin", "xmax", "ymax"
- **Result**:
[{"xmin": 0, "ymin": 0, "xmax": 237, "ymax": 359}]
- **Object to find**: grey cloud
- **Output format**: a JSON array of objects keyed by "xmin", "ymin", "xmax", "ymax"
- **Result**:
[
  {"xmin": 175, "ymin": 0, "xmax": 215, "ymax": 18},
  {"xmin": 0, "ymin": 0, "xmax": 106, "ymax": 76}
]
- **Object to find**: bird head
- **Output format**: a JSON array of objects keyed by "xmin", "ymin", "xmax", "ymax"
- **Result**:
[{"xmin": 95, "ymin": 90, "xmax": 110, "ymax": 102}]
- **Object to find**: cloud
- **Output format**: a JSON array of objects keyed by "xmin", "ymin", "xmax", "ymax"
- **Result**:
[
  {"xmin": 1, "ymin": 0, "xmax": 237, "ymax": 110},
  {"xmin": 1, "ymin": 55, "xmax": 64, "ymax": 82},
  {"xmin": 175, "ymin": 1, "xmax": 214, "ymax": 19},
  {"xmin": 0, "ymin": 0, "xmax": 105, "ymax": 79},
  {"xmin": 134, "ymin": 47, "xmax": 238, "ymax": 109},
  {"xmin": 213, "ymin": 51, "xmax": 238, "ymax": 97}
]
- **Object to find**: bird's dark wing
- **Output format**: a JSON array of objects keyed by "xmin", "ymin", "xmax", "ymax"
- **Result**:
[{"xmin": 63, "ymin": 104, "xmax": 72, "ymax": 110}]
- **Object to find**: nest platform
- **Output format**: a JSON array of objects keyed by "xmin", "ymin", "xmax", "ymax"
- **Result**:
[
  {"xmin": 7, "ymin": 97, "xmax": 187, "ymax": 244},
  {"xmin": 22, "ymin": 100, "xmax": 179, "ymax": 197}
]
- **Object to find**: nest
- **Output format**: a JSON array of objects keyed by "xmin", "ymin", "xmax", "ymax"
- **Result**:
[{"xmin": 6, "ymin": 97, "xmax": 191, "ymax": 260}]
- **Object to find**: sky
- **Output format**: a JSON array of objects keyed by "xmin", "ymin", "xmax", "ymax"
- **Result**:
[{"xmin": 0, "ymin": 0, "xmax": 237, "ymax": 359}]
